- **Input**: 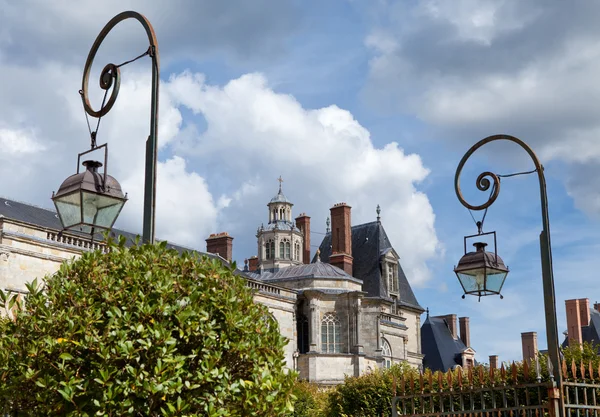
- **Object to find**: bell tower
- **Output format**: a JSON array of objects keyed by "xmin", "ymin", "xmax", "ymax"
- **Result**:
[{"xmin": 256, "ymin": 177, "xmax": 304, "ymax": 272}]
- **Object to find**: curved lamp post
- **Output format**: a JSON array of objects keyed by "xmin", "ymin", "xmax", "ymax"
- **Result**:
[
  {"xmin": 52, "ymin": 11, "xmax": 159, "ymax": 243},
  {"xmin": 454, "ymin": 134, "xmax": 563, "ymax": 414}
]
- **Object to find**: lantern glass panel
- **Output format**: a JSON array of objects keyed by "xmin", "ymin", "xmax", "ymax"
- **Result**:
[
  {"xmin": 53, "ymin": 191, "xmax": 82, "ymax": 228},
  {"xmin": 81, "ymin": 190, "xmax": 125, "ymax": 230},
  {"xmin": 457, "ymin": 268, "xmax": 486, "ymax": 293},
  {"xmin": 485, "ymin": 267, "xmax": 508, "ymax": 293}
]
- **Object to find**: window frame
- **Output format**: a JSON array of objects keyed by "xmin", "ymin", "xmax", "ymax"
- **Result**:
[{"xmin": 321, "ymin": 313, "xmax": 342, "ymax": 353}]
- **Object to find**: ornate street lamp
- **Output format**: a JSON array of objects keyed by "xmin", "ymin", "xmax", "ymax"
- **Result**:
[
  {"xmin": 454, "ymin": 134, "xmax": 563, "ymax": 417},
  {"xmin": 454, "ymin": 230, "xmax": 509, "ymax": 300},
  {"xmin": 52, "ymin": 11, "xmax": 159, "ymax": 243},
  {"xmin": 52, "ymin": 146, "xmax": 127, "ymax": 235}
]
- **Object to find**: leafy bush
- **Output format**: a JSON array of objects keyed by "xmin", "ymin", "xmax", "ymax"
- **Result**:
[
  {"xmin": 0, "ymin": 238, "xmax": 295, "ymax": 416},
  {"xmin": 291, "ymin": 380, "xmax": 329, "ymax": 417}
]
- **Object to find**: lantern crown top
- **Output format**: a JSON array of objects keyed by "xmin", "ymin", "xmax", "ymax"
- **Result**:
[{"xmin": 473, "ymin": 241, "xmax": 487, "ymax": 252}]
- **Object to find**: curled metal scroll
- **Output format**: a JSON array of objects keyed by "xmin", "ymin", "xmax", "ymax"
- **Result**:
[
  {"xmin": 454, "ymin": 134, "xmax": 543, "ymax": 211},
  {"xmin": 81, "ymin": 11, "xmax": 159, "ymax": 118}
]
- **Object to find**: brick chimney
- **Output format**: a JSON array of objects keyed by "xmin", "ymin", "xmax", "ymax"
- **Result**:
[
  {"xmin": 565, "ymin": 299, "xmax": 583, "ymax": 346},
  {"xmin": 295, "ymin": 213, "xmax": 311, "ymax": 264},
  {"xmin": 329, "ymin": 203, "xmax": 353, "ymax": 275},
  {"xmin": 435, "ymin": 314, "xmax": 457, "ymax": 339},
  {"xmin": 459, "ymin": 317, "xmax": 471, "ymax": 347},
  {"xmin": 521, "ymin": 332, "xmax": 538, "ymax": 362},
  {"xmin": 248, "ymin": 256, "xmax": 258, "ymax": 272},
  {"xmin": 579, "ymin": 298, "xmax": 591, "ymax": 327},
  {"xmin": 206, "ymin": 232, "xmax": 233, "ymax": 262},
  {"xmin": 489, "ymin": 355, "xmax": 499, "ymax": 369}
]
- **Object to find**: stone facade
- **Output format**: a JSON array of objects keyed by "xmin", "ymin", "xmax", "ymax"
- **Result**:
[{"xmin": 0, "ymin": 183, "xmax": 426, "ymax": 386}]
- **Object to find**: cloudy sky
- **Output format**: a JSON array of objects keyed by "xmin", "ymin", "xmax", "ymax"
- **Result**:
[{"xmin": 1, "ymin": 0, "xmax": 599, "ymax": 363}]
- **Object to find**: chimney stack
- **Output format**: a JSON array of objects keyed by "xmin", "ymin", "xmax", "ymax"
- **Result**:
[
  {"xmin": 459, "ymin": 317, "xmax": 471, "ymax": 347},
  {"xmin": 435, "ymin": 314, "xmax": 458, "ymax": 339},
  {"xmin": 489, "ymin": 355, "xmax": 499, "ymax": 369},
  {"xmin": 579, "ymin": 298, "xmax": 591, "ymax": 327},
  {"xmin": 206, "ymin": 232, "xmax": 234, "ymax": 262},
  {"xmin": 248, "ymin": 256, "xmax": 258, "ymax": 272},
  {"xmin": 329, "ymin": 203, "xmax": 353, "ymax": 275},
  {"xmin": 521, "ymin": 332, "xmax": 538, "ymax": 362},
  {"xmin": 594, "ymin": 302, "xmax": 600, "ymax": 313},
  {"xmin": 295, "ymin": 213, "xmax": 311, "ymax": 264},
  {"xmin": 565, "ymin": 299, "xmax": 583, "ymax": 347}
]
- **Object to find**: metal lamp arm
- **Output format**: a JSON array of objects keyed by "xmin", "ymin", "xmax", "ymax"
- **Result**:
[
  {"xmin": 80, "ymin": 11, "xmax": 159, "ymax": 244},
  {"xmin": 454, "ymin": 134, "xmax": 563, "ymax": 411}
]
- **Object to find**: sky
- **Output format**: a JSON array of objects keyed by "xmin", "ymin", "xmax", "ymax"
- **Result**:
[{"xmin": 0, "ymin": 0, "xmax": 599, "ymax": 363}]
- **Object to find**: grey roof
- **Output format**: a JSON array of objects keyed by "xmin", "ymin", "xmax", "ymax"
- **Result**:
[
  {"xmin": 261, "ymin": 221, "xmax": 300, "ymax": 232},
  {"xmin": 421, "ymin": 315, "xmax": 469, "ymax": 372},
  {"xmin": 0, "ymin": 197, "xmax": 225, "ymax": 264},
  {"xmin": 265, "ymin": 260, "xmax": 362, "ymax": 284},
  {"xmin": 314, "ymin": 221, "xmax": 423, "ymax": 311},
  {"xmin": 269, "ymin": 190, "xmax": 291, "ymax": 204},
  {"xmin": 562, "ymin": 308, "xmax": 600, "ymax": 352}
]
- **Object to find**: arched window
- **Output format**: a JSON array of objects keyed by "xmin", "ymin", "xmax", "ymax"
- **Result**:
[
  {"xmin": 381, "ymin": 338, "xmax": 392, "ymax": 369},
  {"xmin": 266, "ymin": 239, "xmax": 275, "ymax": 260},
  {"xmin": 297, "ymin": 314, "xmax": 309, "ymax": 354},
  {"xmin": 285, "ymin": 241, "xmax": 291, "ymax": 259},
  {"xmin": 273, "ymin": 209, "xmax": 276, "ymax": 221},
  {"xmin": 279, "ymin": 241, "xmax": 285, "ymax": 258},
  {"xmin": 321, "ymin": 313, "xmax": 341, "ymax": 353},
  {"xmin": 294, "ymin": 243, "xmax": 300, "ymax": 261}
]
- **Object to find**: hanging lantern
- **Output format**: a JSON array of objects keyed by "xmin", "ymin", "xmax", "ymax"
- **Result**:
[
  {"xmin": 454, "ymin": 231, "xmax": 509, "ymax": 300},
  {"xmin": 52, "ymin": 144, "xmax": 127, "ymax": 236}
]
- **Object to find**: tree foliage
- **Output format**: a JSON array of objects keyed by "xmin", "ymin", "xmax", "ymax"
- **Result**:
[{"xmin": 0, "ymin": 238, "xmax": 295, "ymax": 416}]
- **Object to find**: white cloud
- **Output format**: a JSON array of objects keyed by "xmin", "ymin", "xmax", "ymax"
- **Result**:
[
  {"xmin": 364, "ymin": 0, "xmax": 600, "ymax": 217},
  {"xmin": 165, "ymin": 71, "xmax": 441, "ymax": 285},
  {"xmin": 119, "ymin": 156, "xmax": 219, "ymax": 248},
  {"xmin": 0, "ymin": 126, "xmax": 45, "ymax": 155}
]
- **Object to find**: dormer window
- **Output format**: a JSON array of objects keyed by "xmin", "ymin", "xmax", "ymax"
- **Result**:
[{"xmin": 387, "ymin": 262, "xmax": 398, "ymax": 294}]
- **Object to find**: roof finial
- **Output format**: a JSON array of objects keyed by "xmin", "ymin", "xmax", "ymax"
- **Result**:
[
  {"xmin": 426, "ymin": 307, "xmax": 429, "ymax": 317},
  {"xmin": 326, "ymin": 216, "xmax": 330, "ymax": 233},
  {"xmin": 316, "ymin": 248, "xmax": 321, "ymax": 262},
  {"xmin": 277, "ymin": 175, "xmax": 284, "ymax": 193},
  {"xmin": 376, "ymin": 204, "xmax": 381, "ymax": 222}
]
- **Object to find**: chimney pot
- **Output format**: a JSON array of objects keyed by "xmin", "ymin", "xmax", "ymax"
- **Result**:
[
  {"xmin": 206, "ymin": 232, "xmax": 234, "ymax": 262},
  {"xmin": 248, "ymin": 256, "xmax": 258, "ymax": 272},
  {"xmin": 521, "ymin": 332, "xmax": 538, "ymax": 362},
  {"xmin": 489, "ymin": 355, "xmax": 499, "ymax": 369},
  {"xmin": 565, "ymin": 299, "xmax": 583, "ymax": 348},
  {"xmin": 459, "ymin": 317, "xmax": 471, "ymax": 347},
  {"xmin": 579, "ymin": 298, "xmax": 591, "ymax": 327},
  {"xmin": 329, "ymin": 203, "xmax": 353, "ymax": 275},
  {"xmin": 295, "ymin": 214, "xmax": 311, "ymax": 264}
]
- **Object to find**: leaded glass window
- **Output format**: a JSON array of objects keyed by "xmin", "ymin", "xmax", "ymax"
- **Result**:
[
  {"xmin": 321, "ymin": 313, "xmax": 341, "ymax": 353},
  {"xmin": 381, "ymin": 338, "xmax": 392, "ymax": 369}
]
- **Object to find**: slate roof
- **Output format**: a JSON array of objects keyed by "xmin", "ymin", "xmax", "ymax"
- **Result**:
[
  {"xmin": 562, "ymin": 308, "xmax": 600, "ymax": 352},
  {"xmin": 265, "ymin": 259, "xmax": 363, "ymax": 284},
  {"xmin": 261, "ymin": 221, "xmax": 300, "ymax": 232},
  {"xmin": 0, "ymin": 197, "xmax": 225, "ymax": 264},
  {"xmin": 269, "ymin": 190, "xmax": 291, "ymax": 204},
  {"xmin": 421, "ymin": 315, "xmax": 470, "ymax": 372},
  {"xmin": 314, "ymin": 221, "xmax": 423, "ymax": 311}
]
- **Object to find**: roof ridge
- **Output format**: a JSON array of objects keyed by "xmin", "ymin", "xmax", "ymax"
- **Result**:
[{"xmin": 0, "ymin": 196, "xmax": 56, "ymax": 214}]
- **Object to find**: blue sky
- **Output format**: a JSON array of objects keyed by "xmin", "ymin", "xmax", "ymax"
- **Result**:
[{"xmin": 1, "ymin": 0, "xmax": 599, "ymax": 363}]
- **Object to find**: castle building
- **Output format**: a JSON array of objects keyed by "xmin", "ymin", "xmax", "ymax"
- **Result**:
[{"xmin": 0, "ymin": 181, "xmax": 425, "ymax": 385}]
